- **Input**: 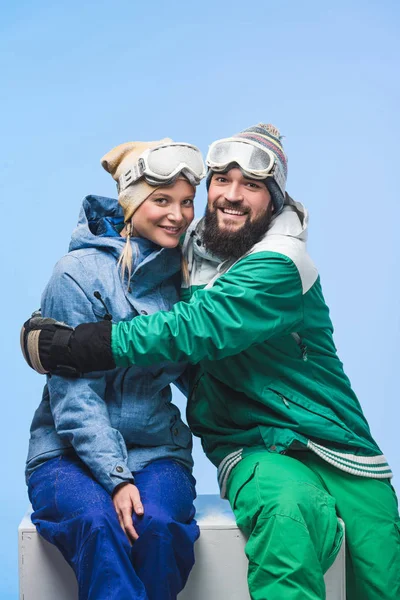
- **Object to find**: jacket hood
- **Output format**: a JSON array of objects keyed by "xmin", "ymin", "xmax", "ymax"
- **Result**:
[
  {"xmin": 266, "ymin": 192, "xmax": 308, "ymax": 242},
  {"xmin": 69, "ymin": 195, "xmax": 128, "ymax": 259}
]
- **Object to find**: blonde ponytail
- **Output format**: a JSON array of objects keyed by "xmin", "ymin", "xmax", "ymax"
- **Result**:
[{"xmin": 117, "ymin": 220, "xmax": 137, "ymax": 289}]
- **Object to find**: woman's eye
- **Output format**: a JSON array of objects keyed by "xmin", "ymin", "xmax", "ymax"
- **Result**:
[
  {"xmin": 182, "ymin": 198, "xmax": 194, "ymax": 207},
  {"xmin": 154, "ymin": 197, "xmax": 168, "ymax": 205}
]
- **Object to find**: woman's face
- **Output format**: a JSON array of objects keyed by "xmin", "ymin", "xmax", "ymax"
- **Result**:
[{"xmin": 131, "ymin": 178, "xmax": 195, "ymax": 248}]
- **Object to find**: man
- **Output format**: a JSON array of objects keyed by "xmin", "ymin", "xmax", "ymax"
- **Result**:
[{"xmin": 22, "ymin": 124, "xmax": 400, "ymax": 599}]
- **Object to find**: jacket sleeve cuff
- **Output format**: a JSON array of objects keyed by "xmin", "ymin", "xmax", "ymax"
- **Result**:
[{"xmin": 107, "ymin": 462, "xmax": 134, "ymax": 494}]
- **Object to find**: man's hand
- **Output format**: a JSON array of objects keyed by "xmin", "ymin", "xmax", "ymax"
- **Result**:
[
  {"xmin": 20, "ymin": 313, "xmax": 115, "ymax": 376},
  {"xmin": 21, "ymin": 313, "xmax": 78, "ymax": 376},
  {"xmin": 112, "ymin": 483, "xmax": 144, "ymax": 543}
]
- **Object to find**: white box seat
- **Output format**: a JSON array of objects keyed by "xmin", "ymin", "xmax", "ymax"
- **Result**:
[{"xmin": 19, "ymin": 494, "xmax": 345, "ymax": 599}]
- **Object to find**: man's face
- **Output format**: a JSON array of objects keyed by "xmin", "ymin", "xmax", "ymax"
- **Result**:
[
  {"xmin": 202, "ymin": 168, "xmax": 274, "ymax": 260},
  {"xmin": 207, "ymin": 168, "xmax": 272, "ymax": 231}
]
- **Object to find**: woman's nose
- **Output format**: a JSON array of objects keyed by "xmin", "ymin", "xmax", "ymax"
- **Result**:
[{"xmin": 167, "ymin": 206, "xmax": 184, "ymax": 223}]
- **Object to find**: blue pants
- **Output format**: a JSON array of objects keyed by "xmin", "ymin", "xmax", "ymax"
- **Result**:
[{"xmin": 28, "ymin": 456, "xmax": 200, "ymax": 600}]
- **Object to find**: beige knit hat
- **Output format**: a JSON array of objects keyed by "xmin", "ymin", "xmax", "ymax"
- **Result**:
[{"xmin": 101, "ymin": 139, "xmax": 172, "ymax": 223}]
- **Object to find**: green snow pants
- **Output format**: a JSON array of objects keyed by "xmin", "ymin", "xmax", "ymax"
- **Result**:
[{"xmin": 226, "ymin": 451, "xmax": 400, "ymax": 600}]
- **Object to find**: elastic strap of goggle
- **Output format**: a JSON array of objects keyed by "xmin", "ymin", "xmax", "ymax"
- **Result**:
[{"xmin": 118, "ymin": 161, "xmax": 145, "ymax": 192}]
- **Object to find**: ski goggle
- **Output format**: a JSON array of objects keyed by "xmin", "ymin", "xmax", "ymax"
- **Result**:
[
  {"xmin": 118, "ymin": 143, "xmax": 206, "ymax": 191},
  {"xmin": 206, "ymin": 137, "xmax": 286, "ymax": 195}
]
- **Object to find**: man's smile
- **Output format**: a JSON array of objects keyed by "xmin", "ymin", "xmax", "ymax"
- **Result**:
[{"xmin": 219, "ymin": 207, "xmax": 247, "ymax": 216}]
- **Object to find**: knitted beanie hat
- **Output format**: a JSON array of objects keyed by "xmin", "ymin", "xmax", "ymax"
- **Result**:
[
  {"xmin": 101, "ymin": 139, "xmax": 172, "ymax": 223},
  {"xmin": 207, "ymin": 123, "xmax": 288, "ymax": 214}
]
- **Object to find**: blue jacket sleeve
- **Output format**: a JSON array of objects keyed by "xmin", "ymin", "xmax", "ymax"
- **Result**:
[{"xmin": 42, "ymin": 255, "xmax": 133, "ymax": 494}]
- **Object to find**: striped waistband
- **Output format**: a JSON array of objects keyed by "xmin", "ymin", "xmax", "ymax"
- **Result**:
[
  {"xmin": 217, "ymin": 442, "xmax": 393, "ymax": 498},
  {"xmin": 217, "ymin": 449, "xmax": 243, "ymax": 498},
  {"xmin": 307, "ymin": 440, "xmax": 393, "ymax": 479}
]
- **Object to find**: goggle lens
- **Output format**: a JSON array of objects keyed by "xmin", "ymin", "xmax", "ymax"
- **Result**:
[
  {"xmin": 147, "ymin": 145, "xmax": 205, "ymax": 179},
  {"xmin": 208, "ymin": 140, "xmax": 274, "ymax": 173}
]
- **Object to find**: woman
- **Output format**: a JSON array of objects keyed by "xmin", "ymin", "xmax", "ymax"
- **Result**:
[{"xmin": 25, "ymin": 138, "xmax": 205, "ymax": 600}]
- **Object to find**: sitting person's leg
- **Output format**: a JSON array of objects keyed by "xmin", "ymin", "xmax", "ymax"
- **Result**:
[
  {"xmin": 28, "ymin": 455, "xmax": 147, "ymax": 600},
  {"xmin": 226, "ymin": 451, "xmax": 343, "ymax": 600},
  {"xmin": 131, "ymin": 459, "xmax": 200, "ymax": 600},
  {"xmin": 298, "ymin": 452, "xmax": 400, "ymax": 600}
]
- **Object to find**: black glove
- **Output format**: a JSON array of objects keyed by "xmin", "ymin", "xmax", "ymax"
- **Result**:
[{"xmin": 21, "ymin": 312, "xmax": 116, "ymax": 377}]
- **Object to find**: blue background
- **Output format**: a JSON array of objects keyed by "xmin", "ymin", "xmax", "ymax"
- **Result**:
[{"xmin": 1, "ymin": 1, "xmax": 399, "ymax": 597}]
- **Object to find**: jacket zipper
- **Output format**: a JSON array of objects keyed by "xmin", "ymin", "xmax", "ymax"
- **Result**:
[
  {"xmin": 269, "ymin": 388, "xmax": 352, "ymax": 433},
  {"xmin": 93, "ymin": 291, "xmax": 113, "ymax": 321},
  {"xmin": 189, "ymin": 374, "xmax": 204, "ymax": 404},
  {"xmin": 276, "ymin": 391, "xmax": 290, "ymax": 409},
  {"xmin": 291, "ymin": 332, "xmax": 308, "ymax": 361}
]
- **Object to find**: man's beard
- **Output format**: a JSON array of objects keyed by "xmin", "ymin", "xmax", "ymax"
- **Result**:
[{"xmin": 202, "ymin": 201, "xmax": 274, "ymax": 261}]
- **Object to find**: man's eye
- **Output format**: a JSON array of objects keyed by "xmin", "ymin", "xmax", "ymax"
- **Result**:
[
  {"xmin": 246, "ymin": 182, "xmax": 260, "ymax": 189},
  {"xmin": 216, "ymin": 176, "xmax": 228, "ymax": 183}
]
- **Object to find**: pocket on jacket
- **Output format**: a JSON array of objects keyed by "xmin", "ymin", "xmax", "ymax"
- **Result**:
[
  {"xmin": 170, "ymin": 421, "xmax": 192, "ymax": 449},
  {"xmin": 265, "ymin": 385, "xmax": 354, "ymax": 437}
]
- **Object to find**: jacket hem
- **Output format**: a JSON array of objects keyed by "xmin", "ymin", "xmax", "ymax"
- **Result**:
[
  {"xmin": 307, "ymin": 440, "xmax": 393, "ymax": 479},
  {"xmin": 217, "ymin": 441, "xmax": 393, "ymax": 499}
]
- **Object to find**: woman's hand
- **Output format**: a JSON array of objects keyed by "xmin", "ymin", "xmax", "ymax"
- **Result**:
[{"xmin": 112, "ymin": 482, "xmax": 144, "ymax": 543}]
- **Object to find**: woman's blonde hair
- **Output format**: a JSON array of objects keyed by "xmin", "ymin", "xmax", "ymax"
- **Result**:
[{"xmin": 117, "ymin": 219, "xmax": 138, "ymax": 288}]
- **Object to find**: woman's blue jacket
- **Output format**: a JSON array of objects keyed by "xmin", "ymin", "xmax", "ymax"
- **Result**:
[{"xmin": 26, "ymin": 195, "xmax": 192, "ymax": 494}]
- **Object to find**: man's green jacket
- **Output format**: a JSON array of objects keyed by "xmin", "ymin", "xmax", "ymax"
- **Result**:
[{"xmin": 111, "ymin": 195, "xmax": 391, "ymax": 495}]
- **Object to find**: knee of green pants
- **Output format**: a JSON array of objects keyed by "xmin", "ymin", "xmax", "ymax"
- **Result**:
[
  {"xmin": 246, "ymin": 513, "xmax": 328, "ymax": 600},
  {"xmin": 226, "ymin": 453, "xmax": 343, "ymax": 573}
]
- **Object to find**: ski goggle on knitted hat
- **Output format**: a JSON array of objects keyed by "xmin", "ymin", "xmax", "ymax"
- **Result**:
[
  {"xmin": 118, "ymin": 142, "xmax": 206, "ymax": 192},
  {"xmin": 206, "ymin": 124, "xmax": 288, "ymax": 213}
]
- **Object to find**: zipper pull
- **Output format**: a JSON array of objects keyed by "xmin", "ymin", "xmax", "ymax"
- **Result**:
[
  {"xmin": 93, "ymin": 291, "xmax": 113, "ymax": 321},
  {"xmin": 277, "ymin": 391, "xmax": 290, "ymax": 409},
  {"xmin": 300, "ymin": 344, "xmax": 308, "ymax": 362},
  {"xmin": 291, "ymin": 332, "xmax": 308, "ymax": 362}
]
